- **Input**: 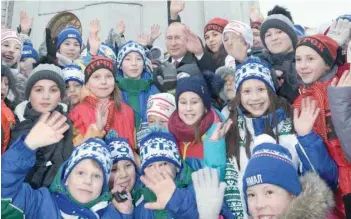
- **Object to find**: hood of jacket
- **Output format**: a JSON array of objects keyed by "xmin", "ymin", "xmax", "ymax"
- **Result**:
[{"xmin": 279, "ymin": 172, "xmax": 335, "ymax": 219}]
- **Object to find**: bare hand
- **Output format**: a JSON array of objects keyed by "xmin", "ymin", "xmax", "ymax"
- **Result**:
[
  {"xmin": 170, "ymin": 0, "xmax": 185, "ymax": 19},
  {"xmin": 24, "ymin": 111, "xmax": 70, "ymax": 149},
  {"xmin": 327, "ymin": 19, "xmax": 351, "ymax": 46},
  {"xmin": 95, "ymin": 101, "xmax": 110, "ymax": 131},
  {"xmin": 209, "ymin": 119, "xmax": 233, "ymax": 141},
  {"xmin": 150, "ymin": 24, "xmax": 161, "ymax": 43},
  {"xmin": 294, "ymin": 97, "xmax": 320, "ymax": 136},
  {"xmin": 136, "ymin": 32, "xmax": 152, "ymax": 46},
  {"xmin": 249, "ymin": 6, "xmax": 264, "ymax": 23},
  {"xmin": 185, "ymin": 27, "xmax": 203, "ymax": 57},
  {"xmin": 117, "ymin": 20, "xmax": 126, "ymax": 35},
  {"xmin": 89, "ymin": 19, "xmax": 101, "ymax": 55},
  {"xmin": 331, "ymin": 71, "xmax": 351, "ymax": 87},
  {"xmin": 20, "ymin": 11, "xmax": 33, "ymax": 34},
  {"xmin": 140, "ymin": 166, "xmax": 176, "ymax": 210}
]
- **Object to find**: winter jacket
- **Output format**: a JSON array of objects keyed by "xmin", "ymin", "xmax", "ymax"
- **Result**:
[
  {"xmin": 170, "ymin": 109, "xmax": 227, "ymax": 181},
  {"xmin": 117, "ymin": 71, "xmax": 159, "ymax": 129},
  {"xmin": 328, "ymin": 84, "xmax": 351, "ymax": 163},
  {"xmin": 69, "ymin": 95, "xmax": 136, "ymax": 148},
  {"xmin": 224, "ymin": 108, "xmax": 338, "ymax": 219},
  {"xmin": 168, "ymin": 51, "xmax": 217, "ymax": 73},
  {"xmin": 294, "ymin": 67, "xmax": 351, "ymax": 218},
  {"xmin": 258, "ymin": 51, "xmax": 299, "ymax": 103},
  {"xmin": 278, "ymin": 172, "xmax": 335, "ymax": 219},
  {"xmin": 1, "ymin": 136, "xmax": 132, "ymax": 219},
  {"xmin": 1, "ymin": 100, "xmax": 16, "ymax": 154},
  {"xmin": 10, "ymin": 102, "xmax": 73, "ymax": 189}
]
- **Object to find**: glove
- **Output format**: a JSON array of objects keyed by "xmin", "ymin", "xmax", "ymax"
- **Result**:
[
  {"xmin": 192, "ymin": 167, "xmax": 227, "ymax": 219},
  {"xmin": 45, "ymin": 28, "xmax": 57, "ymax": 63},
  {"xmin": 153, "ymin": 61, "xmax": 177, "ymax": 92},
  {"xmin": 327, "ymin": 19, "xmax": 351, "ymax": 46}
]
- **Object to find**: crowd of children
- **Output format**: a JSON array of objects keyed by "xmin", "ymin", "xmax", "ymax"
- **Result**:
[{"xmin": 1, "ymin": 1, "xmax": 351, "ymax": 219}]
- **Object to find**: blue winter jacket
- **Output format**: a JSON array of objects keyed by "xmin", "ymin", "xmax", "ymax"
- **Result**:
[{"xmin": 1, "ymin": 135, "xmax": 132, "ymax": 219}]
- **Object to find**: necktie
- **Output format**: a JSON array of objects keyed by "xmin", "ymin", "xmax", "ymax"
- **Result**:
[{"xmin": 173, "ymin": 61, "xmax": 179, "ymax": 68}]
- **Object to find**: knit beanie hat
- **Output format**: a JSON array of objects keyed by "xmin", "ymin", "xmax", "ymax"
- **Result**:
[
  {"xmin": 106, "ymin": 135, "xmax": 136, "ymax": 166},
  {"xmin": 250, "ymin": 21, "xmax": 262, "ymax": 30},
  {"xmin": 147, "ymin": 93, "xmax": 176, "ymax": 121},
  {"xmin": 204, "ymin": 17, "xmax": 229, "ymax": 35},
  {"xmin": 56, "ymin": 26, "xmax": 82, "ymax": 50},
  {"xmin": 175, "ymin": 76, "xmax": 211, "ymax": 110},
  {"xmin": 337, "ymin": 14, "xmax": 351, "ymax": 22},
  {"xmin": 243, "ymin": 134, "xmax": 302, "ymax": 206},
  {"xmin": 139, "ymin": 130, "xmax": 182, "ymax": 173},
  {"xmin": 84, "ymin": 56, "xmax": 116, "ymax": 83},
  {"xmin": 62, "ymin": 64, "xmax": 85, "ymax": 85},
  {"xmin": 116, "ymin": 41, "xmax": 146, "ymax": 71},
  {"xmin": 1, "ymin": 29, "xmax": 23, "ymax": 49},
  {"xmin": 223, "ymin": 20, "xmax": 253, "ymax": 48},
  {"xmin": 215, "ymin": 66, "xmax": 236, "ymax": 80},
  {"xmin": 260, "ymin": 14, "xmax": 297, "ymax": 49},
  {"xmin": 64, "ymin": 138, "xmax": 112, "ymax": 192},
  {"xmin": 21, "ymin": 42, "xmax": 39, "ymax": 61},
  {"xmin": 176, "ymin": 63, "xmax": 202, "ymax": 79},
  {"xmin": 297, "ymin": 34, "xmax": 339, "ymax": 67},
  {"xmin": 25, "ymin": 64, "xmax": 65, "ymax": 100},
  {"xmin": 235, "ymin": 57, "xmax": 275, "ymax": 93}
]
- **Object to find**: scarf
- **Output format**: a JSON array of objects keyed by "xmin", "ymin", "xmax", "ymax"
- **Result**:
[
  {"xmin": 117, "ymin": 77, "xmax": 151, "ymax": 129},
  {"xmin": 140, "ymin": 162, "xmax": 194, "ymax": 219},
  {"xmin": 50, "ymin": 163, "xmax": 111, "ymax": 219},
  {"xmin": 83, "ymin": 95, "xmax": 115, "ymax": 133},
  {"xmin": 168, "ymin": 109, "xmax": 215, "ymax": 142}
]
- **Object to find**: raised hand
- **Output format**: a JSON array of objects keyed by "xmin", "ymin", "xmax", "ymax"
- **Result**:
[
  {"xmin": 136, "ymin": 32, "xmax": 152, "ymax": 47},
  {"xmin": 185, "ymin": 27, "xmax": 203, "ymax": 57},
  {"xmin": 20, "ymin": 11, "xmax": 33, "ymax": 34},
  {"xmin": 192, "ymin": 168, "xmax": 226, "ymax": 219},
  {"xmin": 140, "ymin": 166, "xmax": 176, "ymax": 210},
  {"xmin": 95, "ymin": 100, "xmax": 110, "ymax": 132},
  {"xmin": 209, "ymin": 119, "xmax": 233, "ymax": 141},
  {"xmin": 89, "ymin": 19, "xmax": 101, "ymax": 55},
  {"xmin": 170, "ymin": 0, "xmax": 185, "ymax": 20},
  {"xmin": 117, "ymin": 20, "xmax": 125, "ymax": 35},
  {"xmin": 150, "ymin": 24, "xmax": 161, "ymax": 44},
  {"xmin": 249, "ymin": 6, "xmax": 264, "ymax": 23},
  {"xmin": 331, "ymin": 71, "xmax": 351, "ymax": 87},
  {"xmin": 294, "ymin": 97, "xmax": 320, "ymax": 136},
  {"xmin": 327, "ymin": 19, "xmax": 351, "ymax": 46},
  {"xmin": 24, "ymin": 111, "xmax": 70, "ymax": 150}
]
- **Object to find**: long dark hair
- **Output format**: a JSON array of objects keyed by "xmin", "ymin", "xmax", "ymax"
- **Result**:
[
  {"xmin": 225, "ymin": 84, "xmax": 293, "ymax": 170},
  {"xmin": 205, "ymin": 44, "xmax": 227, "ymax": 68}
]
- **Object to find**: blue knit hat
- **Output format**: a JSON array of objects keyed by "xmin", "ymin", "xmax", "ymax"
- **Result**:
[
  {"xmin": 139, "ymin": 130, "xmax": 182, "ymax": 174},
  {"xmin": 21, "ymin": 42, "xmax": 39, "ymax": 61},
  {"xmin": 116, "ymin": 41, "xmax": 146, "ymax": 71},
  {"xmin": 62, "ymin": 64, "xmax": 85, "ymax": 85},
  {"xmin": 337, "ymin": 14, "xmax": 351, "ymax": 22},
  {"xmin": 243, "ymin": 134, "xmax": 302, "ymax": 206},
  {"xmin": 64, "ymin": 138, "xmax": 112, "ymax": 192},
  {"xmin": 235, "ymin": 57, "xmax": 275, "ymax": 93},
  {"xmin": 175, "ymin": 76, "xmax": 211, "ymax": 110},
  {"xmin": 56, "ymin": 26, "xmax": 82, "ymax": 50}
]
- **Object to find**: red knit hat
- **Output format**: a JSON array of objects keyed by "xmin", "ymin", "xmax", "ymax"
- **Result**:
[
  {"xmin": 297, "ymin": 34, "xmax": 339, "ymax": 67},
  {"xmin": 204, "ymin": 17, "xmax": 229, "ymax": 35},
  {"xmin": 84, "ymin": 56, "xmax": 115, "ymax": 83}
]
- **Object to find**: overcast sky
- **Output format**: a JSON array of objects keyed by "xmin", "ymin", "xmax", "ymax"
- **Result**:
[{"xmin": 259, "ymin": 0, "xmax": 351, "ymax": 28}]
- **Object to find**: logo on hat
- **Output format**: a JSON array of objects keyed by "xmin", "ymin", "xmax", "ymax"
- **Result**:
[
  {"xmin": 67, "ymin": 34, "xmax": 77, "ymax": 38},
  {"xmin": 246, "ymin": 174, "xmax": 263, "ymax": 187}
]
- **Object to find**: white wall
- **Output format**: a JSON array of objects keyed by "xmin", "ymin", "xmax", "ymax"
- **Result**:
[{"xmin": 11, "ymin": 1, "xmax": 257, "ymax": 51}]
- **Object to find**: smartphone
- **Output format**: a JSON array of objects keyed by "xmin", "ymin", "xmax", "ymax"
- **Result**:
[{"xmin": 113, "ymin": 191, "xmax": 128, "ymax": 203}]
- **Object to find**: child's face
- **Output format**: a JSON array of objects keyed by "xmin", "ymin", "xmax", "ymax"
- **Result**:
[
  {"xmin": 146, "ymin": 161, "xmax": 177, "ymax": 180},
  {"xmin": 66, "ymin": 159, "xmax": 104, "ymax": 204},
  {"xmin": 29, "ymin": 79, "xmax": 61, "ymax": 113},
  {"xmin": 205, "ymin": 30, "xmax": 222, "ymax": 53},
  {"xmin": 19, "ymin": 58, "xmax": 36, "ymax": 78},
  {"xmin": 86, "ymin": 69, "xmax": 115, "ymax": 100},
  {"xmin": 121, "ymin": 52, "xmax": 144, "ymax": 79},
  {"xmin": 65, "ymin": 81, "xmax": 82, "ymax": 106},
  {"xmin": 296, "ymin": 45, "xmax": 330, "ymax": 84},
  {"xmin": 247, "ymin": 183, "xmax": 294, "ymax": 219},
  {"xmin": 1, "ymin": 76, "xmax": 9, "ymax": 100},
  {"xmin": 178, "ymin": 91, "xmax": 206, "ymax": 126},
  {"xmin": 240, "ymin": 79, "xmax": 270, "ymax": 117},
  {"xmin": 223, "ymin": 32, "xmax": 248, "ymax": 59},
  {"xmin": 224, "ymin": 74, "xmax": 235, "ymax": 100},
  {"xmin": 59, "ymin": 38, "xmax": 81, "ymax": 60},
  {"xmin": 252, "ymin": 28, "xmax": 264, "ymax": 49},
  {"xmin": 148, "ymin": 115, "xmax": 169, "ymax": 128},
  {"xmin": 1, "ymin": 40, "xmax": 21, "ymax": 66},
  {"xmin": 264, "ymin": 28, "xmax": 293, "ymax": 54},
  {"xmin": 110, "ymin": 160, "xmax": 136, "ymax": 193}
]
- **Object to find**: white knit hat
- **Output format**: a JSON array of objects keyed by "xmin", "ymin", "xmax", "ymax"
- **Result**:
[
  {"xmin": 223, "ymin": 20, "xmax": 253, "ymax": 48},
  {"xmin": 147, "ymin": 93, "xmax": 176, "ymax": 121}
]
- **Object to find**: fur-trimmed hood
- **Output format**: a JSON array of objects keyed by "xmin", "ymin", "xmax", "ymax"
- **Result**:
[{"xmin": 279, "ymin": 172, "xmax": 335, "ymax": 219}]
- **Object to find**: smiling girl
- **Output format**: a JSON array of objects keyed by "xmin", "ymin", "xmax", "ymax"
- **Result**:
[
  {"xmin": 69, "ymin": 56, "xmax": 135, "ymax": 148},
  {"xmin": 224, "ymin": 58, "xmax": 337, "ymax": 219},
  {"xmin": 55, "ymin": 26, "xmax": 83, "ymax": 66}
]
